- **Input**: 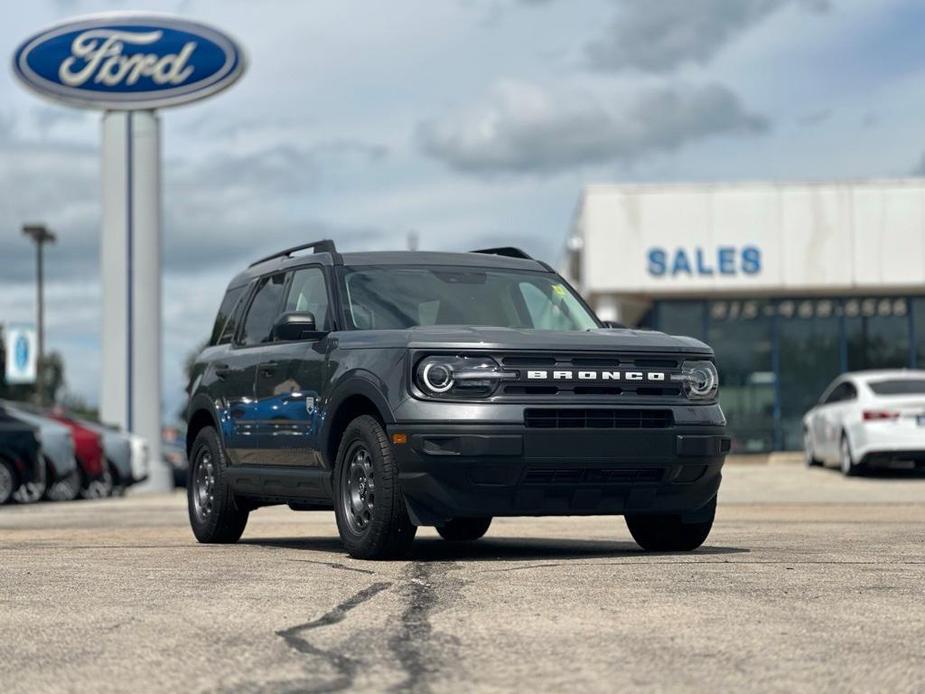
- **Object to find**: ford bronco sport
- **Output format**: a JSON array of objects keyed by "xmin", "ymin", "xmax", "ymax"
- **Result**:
[{"xmin": 186, "ymin": 240, "xmax": 729, "ymax": 559}]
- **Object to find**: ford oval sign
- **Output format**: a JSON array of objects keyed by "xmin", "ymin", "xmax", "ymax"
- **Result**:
[{"xmin": 12, "ymin": 14, "xmax": 246, "ymax": 110}]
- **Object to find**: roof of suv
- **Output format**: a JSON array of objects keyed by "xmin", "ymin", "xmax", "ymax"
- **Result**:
[{"xmin": 230, "ymin": 250, "xmax": 551, "ymax": 287}]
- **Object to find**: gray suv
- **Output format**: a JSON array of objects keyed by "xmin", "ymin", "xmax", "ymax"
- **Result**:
[{"xmin": 186, "ymin": 241, "xmax": 729, "ymax": 559}]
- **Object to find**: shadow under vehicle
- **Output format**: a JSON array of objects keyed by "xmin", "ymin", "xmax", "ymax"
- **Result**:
[{"xmin": 0, "ymin": 411, "xmax": 44, "ymax": 505}]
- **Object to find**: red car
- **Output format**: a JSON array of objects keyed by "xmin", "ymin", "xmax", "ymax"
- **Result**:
[{"xmin": 49, "ymin": 414, "xmax": 109, "ymax": 498}]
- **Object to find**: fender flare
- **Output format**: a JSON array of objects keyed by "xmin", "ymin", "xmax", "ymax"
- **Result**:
[
  {"xmin": 185, "ymin": 392, "xmax": 223, "ymax": 454},
  {"xmin": 320, "ymin": 371, "xmax": 396, "ymax": 457}
]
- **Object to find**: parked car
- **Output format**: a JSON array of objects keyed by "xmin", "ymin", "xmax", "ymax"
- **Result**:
[
  {"xmin": 0, "ymin": 402, "xmax": 81, "ymax": 502},
  {"xmin": 185, "ymin": 240, "xmax": 728, "ymax": 558},
  {"xmin": 0, "ymin": 411, "xmax": 44, "ymax": 505},
  {"xmin": 75, "ymin": 420, "xmax": 148, "ymax": 495},
  {"xmin": 162, "ymin": 437, "xmax": 187, "ymax": 488},
  {"xmin": 803, "ymin": 369, "xmax": 925, "ymax": 475},
  {"xmin": 128, "ymin": 433, "xmax": 150, "ymax": 488},
  {"xmin": 48, "ymin": 414, "xmax": 109, "ymax": 498}
]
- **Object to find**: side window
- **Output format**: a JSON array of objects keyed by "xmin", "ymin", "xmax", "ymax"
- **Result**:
[
  {"xmin": 824, "ymin": 382, "xmax": 856, "ymax": 404},
  {"xmin": 210, "ymin": 286, "xmax": 246, "ymax": 345},
  {"xmin": 842, "ymin": 382, "xmax": 858, "ymax": 401},
  {"xmin": 239, "ymin": 274, "xmax": 286, "ymax": 346},
  {"xmin": 284, "ymin": 267, "xmax": 330, "ymax": 329}
]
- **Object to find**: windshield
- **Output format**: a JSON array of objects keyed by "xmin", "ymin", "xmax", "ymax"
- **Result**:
[
  {"xmin": 868, "ymin": 379, "xmax": 925, "ymax": 396},
  {"xmin": 340, "ymin": 266, "xmax": 599, "ymax": 331}
]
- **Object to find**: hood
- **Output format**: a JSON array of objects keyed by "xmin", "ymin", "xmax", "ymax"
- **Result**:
[
  {"xmin": 396, "ymin": 326, "xmax": 712, "ymax": 354},
  {"xmin": 333, "ymin": 326, "xmax": 712, "ymax": 354}
]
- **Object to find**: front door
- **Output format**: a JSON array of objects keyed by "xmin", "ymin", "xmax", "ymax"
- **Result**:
[
  {"xmin": 251, "ymin": 265, "xmax": 333, "ymax": 466},
  {"xmin": 224, "ymin": 271, "xmax": 288, "ymax": 465}
]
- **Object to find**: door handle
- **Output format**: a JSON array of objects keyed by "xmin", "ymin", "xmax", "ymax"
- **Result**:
[
  {"xmin": 214, "ymin": 364, "xmax": 231, "ymax": 379},
  {"xmin": 259, "ymin": 361, "xmax": 280, "ymax": 377}
]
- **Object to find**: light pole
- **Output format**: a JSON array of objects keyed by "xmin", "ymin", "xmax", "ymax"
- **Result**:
[{"xmin": 22, "ymin": 223, "xmax": 56, "ymax": 406}]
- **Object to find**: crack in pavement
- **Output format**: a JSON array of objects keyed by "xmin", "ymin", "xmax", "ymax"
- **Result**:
[
  {"xmin": 387, "ymin": 562, "xmax": 463, "ymax": 694},
  {"xmin": 246, "ymin": 581, "xmax": 392, "ymax": 694},
  {"xmin": 286, "ymin": 558, "xmax": 376, "ymax": 575}
]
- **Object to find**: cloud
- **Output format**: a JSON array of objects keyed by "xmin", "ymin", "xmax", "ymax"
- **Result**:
[
  {"xmin": 417, "ymin": 81, "xmax": 767, "ymax": 175},
  {"xmin": 583, "ymin": 0, "xmax": 830, "ymax": 73}
]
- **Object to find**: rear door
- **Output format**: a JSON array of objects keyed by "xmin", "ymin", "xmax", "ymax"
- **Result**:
[{"xmin": 251, "ymin": 265, "xmax": 333, "ymax": 465}]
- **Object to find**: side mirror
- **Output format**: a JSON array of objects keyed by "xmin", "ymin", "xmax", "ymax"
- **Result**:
[
  {"xmin": 601, "ymin": 320, "xmax": 626, "ymax": 329},
  {"xmin": 273, "ymin": 312, "xmax": 324, "ymax": 341}
]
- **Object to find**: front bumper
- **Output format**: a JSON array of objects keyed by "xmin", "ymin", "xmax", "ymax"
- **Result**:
[{"xmin": 388, "ymin": 423, "xmax": 729, "ymax": 525}]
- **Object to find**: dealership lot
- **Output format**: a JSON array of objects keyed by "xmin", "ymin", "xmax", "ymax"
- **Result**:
[{"xmin": 1, "ymin": 464, "xmax": 924, "ymax": 693}]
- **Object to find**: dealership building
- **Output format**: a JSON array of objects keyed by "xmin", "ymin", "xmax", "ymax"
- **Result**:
[{"xmin": 564, "ymin": 179, "xmax": 925, "ymax": 452}]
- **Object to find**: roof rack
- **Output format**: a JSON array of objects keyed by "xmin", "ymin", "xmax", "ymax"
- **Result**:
[
  {"xmin": 249, "ymin": 239, "xmax": 341, "ymax": 267},
  {"xmin": 471, "ymin": 246, "xmax": 534, "ymax": 260}
]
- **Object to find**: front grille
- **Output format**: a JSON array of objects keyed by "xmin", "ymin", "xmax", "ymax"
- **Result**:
[
  {"xmin": 493, "ymin": 352, "xmax": 689, "ymax": 401},
  {"xmin": 524, "ymin": 408, "xmax": 673, "ymax": 429},
  {"xmin": 523, "ymin": 467, "xmax": 664, "ymax": 485}
]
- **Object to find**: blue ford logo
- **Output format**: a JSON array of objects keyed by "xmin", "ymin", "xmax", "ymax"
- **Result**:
[
  {"xmin": 12, "ymin": 14, "xmax": 246, "ymax": 110},
  {"xmin": 14, "ymin": 335, "xmax": 29, "ymax": 371}
]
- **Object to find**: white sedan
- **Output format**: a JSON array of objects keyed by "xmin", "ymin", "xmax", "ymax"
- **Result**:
[{"xmin": 803, "ymin": 370, "xmax": 925, "ymax": 475}]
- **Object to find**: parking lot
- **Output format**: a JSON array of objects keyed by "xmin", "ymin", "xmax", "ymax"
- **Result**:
[{"xmin": 2, "ymin": 463, "xmax": 924, "ymax": 693}]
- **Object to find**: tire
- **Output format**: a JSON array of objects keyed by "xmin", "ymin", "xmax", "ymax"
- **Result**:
[
  {"xmin": 625, "ymin": 497, "xmax": 716, "ymax": 552},
  {"xmin": 0, "ymin": 459, "xmax": 17, "ymax": 505},
  {"xmin": 333, "ymin": 415, "xmax": 416, "ymax": 560},
  {"xmin": 187, "ymin": 427, "xmax": 249, "ymax": 543},
  {"xmin": 46, "ymin": 467, "xmax": 81, "ymax": 502},
  {"xmin": 80, "ymin": 463, "xmax": 113, "ymax": 499},
  {"xmin": 13, "ymin": 458, "xmax": 48, "ymax": 504},
  {"xmin": 437, "ymin": 518, "xmax": 492, "ymax": 542},
  {"xmin": 803, "ymin": 429, "xmax": 822, "ymax": 467},
  {"xmin": 840, "ymin": 433, "xmax": 862, "ymax": 477}
]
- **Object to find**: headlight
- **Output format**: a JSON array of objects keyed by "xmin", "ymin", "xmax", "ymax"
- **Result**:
[
  {"xmin": 416, "ymin": 355, "xmax": 515, "ymax": 398},
  {"xmin": 671, "ymin": 360, "xmax": 718, "ymax": 400}
]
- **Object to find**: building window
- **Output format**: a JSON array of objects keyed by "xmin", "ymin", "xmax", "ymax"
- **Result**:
[{"xmin": 653, "ymin": 295, "xmax": 921, "ymax": 453}]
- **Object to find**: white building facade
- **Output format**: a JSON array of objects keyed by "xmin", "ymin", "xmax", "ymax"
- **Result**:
[{"xmin": 565, "ymin": 180, "xmax": 925, "ymax": 452}]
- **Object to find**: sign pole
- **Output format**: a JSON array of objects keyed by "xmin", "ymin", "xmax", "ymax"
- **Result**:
[
  {"xmin": 14, "ymin": 14, "xmax": 246, "ymax": 494},
  {"xmin": 101, "ymin": 110, "xmax": 170, "ymax": 492},
  {"xmin": 35, "ymin": 232, "xmax": 44, "ymax": 404}
]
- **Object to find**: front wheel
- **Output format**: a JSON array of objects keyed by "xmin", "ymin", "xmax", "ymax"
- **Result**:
[
  {"xmin": 0, "ymin": 459, "xmax": 17, "ymax": 505},
  {"xmin": 46, "ymin": 467, "xmax": 81, "ymax": 502},
  {"xmin": 187, "ymin": 427, "xmax": 249, "ymax": 543},
  {"xmin": 803, "ymin": 429, "xmax": 822, "ymax": 467},
  {"xmin": 625, "ymin": 497, "xmax": 716, "ymax": 552},
  {"xmin": 334, "ymin": 415, "xmax": 416, "ymax": 560},
  {"xmin": 437, "ymin": 518, "xmax": 492, "ymax": 542}
]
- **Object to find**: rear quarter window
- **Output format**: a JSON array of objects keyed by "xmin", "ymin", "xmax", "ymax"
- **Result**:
[{"xmin": 868, "ymin": 379, "xmax": 925, "ymax": 395}]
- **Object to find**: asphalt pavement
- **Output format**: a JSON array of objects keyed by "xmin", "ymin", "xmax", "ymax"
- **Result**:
[{"xmin": 1, "ymin": 463, "xmax": 924, "ymax": 693}]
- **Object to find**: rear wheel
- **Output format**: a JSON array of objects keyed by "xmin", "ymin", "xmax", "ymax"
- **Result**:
[
  {"xmin": 840, "ymin": 434, "xmax": 862, "ymax": 476},
  {"xmin": 0, "ymin": 459, "xmax": 17, "ymax": 505},
  {"xmin": 187, "ymin": 427, "xmax": 249, "ymax": 543},
  {"xmin": 437, "ymin": 518, "xmax": 492, "ymax": 542},
  {"xmin": 625, "ymin": 497, "xmax": 716, "ymax": 552},
  {"xmin": 334, "ymin": 415, "xmax": 416, "ymax": 559},
  {"xmin": 803, "ymin": 429, "xmax": 822, "ymax": 467}
]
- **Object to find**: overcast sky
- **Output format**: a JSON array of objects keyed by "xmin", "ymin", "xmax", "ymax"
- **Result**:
[{"xmin": 2, "ymin": 0, "xmax": 925, "ymax": 421}]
